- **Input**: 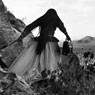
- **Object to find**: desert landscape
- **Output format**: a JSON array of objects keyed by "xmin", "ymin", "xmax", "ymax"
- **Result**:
[{"xmin": 0, "ymin": 0, "xmax": 95, "ymax": 95}]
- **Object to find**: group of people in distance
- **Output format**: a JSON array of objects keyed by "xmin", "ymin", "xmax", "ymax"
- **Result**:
[{"xmin": 8, "ymin": 8, "xmax": 79, "ymax": 80}]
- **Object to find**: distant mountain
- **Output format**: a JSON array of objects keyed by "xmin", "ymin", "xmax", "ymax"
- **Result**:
[
  {"xmin": 59, "ymin": 36, "xmax": 95, "ymax": 50},
  {"xmin": 76, "ymin": 36, "xmax": 95, "ymax": 43},
  {"xmin": 72, "ymin": 36, "xmax": 95, "ymax": 52}
]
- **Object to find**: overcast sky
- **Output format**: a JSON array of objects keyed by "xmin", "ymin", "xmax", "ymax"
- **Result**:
[{"xmin": 3, "ymin": 0, "xmax": 95, "ymax": 40}]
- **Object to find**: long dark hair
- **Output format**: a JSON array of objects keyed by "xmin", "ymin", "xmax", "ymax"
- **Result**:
[
  {"xmin": 44, "ymin": 8, "xmax": 58, "ymax": 19},
  {"xmin": 36, "ymin": 9, "xmax": 58, "ymax": 54}
]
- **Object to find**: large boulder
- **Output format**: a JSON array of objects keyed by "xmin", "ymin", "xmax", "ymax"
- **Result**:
[{"xmin": 0, "ymin": 0, "xmax": 30, "ymax": 67}]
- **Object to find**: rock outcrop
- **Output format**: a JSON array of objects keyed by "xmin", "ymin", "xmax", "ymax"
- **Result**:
[{"xmin": 0, "ymin": 0, "xmax": 27, "ymax": 67}]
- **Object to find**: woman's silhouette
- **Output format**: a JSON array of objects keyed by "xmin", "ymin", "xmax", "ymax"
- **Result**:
[{"xmin": 9, "ymin": 9, "xmax": 71, "ymax": 79}]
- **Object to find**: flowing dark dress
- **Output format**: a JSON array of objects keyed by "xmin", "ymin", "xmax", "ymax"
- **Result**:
[
  {"xmin": 9, "ymin": 10, "xmax": 70, "ymax": 80},
  {"xmin": 9, "ymin": 25, "xmax": 60, "ymax": 80}
]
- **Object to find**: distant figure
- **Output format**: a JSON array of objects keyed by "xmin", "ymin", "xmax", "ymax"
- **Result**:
[{"xmin": 9, "ymin": 9, "xmax": 71, "ymax": 79}]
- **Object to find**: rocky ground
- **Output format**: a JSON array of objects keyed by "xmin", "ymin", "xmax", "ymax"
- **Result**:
[
  {"xmin": 0, "ymin": 51, "xmax": 95, "ymax": 95},
  {"xmin": 0, "ymin": 0, "xmax": 95, "ymax": 95}
]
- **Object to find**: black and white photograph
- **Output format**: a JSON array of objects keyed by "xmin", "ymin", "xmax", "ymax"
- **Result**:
[{"xmin": 0, "ymin": 0, "xmax": 95, "ymax": 94}]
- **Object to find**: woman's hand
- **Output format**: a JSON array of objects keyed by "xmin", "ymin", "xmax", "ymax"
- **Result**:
[{"xmin": 66, "ymin": 35, "xmax": 71, "ymax": 42}]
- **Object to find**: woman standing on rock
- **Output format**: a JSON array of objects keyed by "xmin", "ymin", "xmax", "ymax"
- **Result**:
[{"xmin": 9, "ymin": 8, "xmax": 71, "ymax": 79}]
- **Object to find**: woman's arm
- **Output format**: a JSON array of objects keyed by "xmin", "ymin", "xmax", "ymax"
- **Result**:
[
  {"xmin": 17, "ymin": 17, "xmax": 41, "ymax": 41},
  {"xmin": 57, "ymin": 17, "xmax": 71, "ymax": 41}
]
